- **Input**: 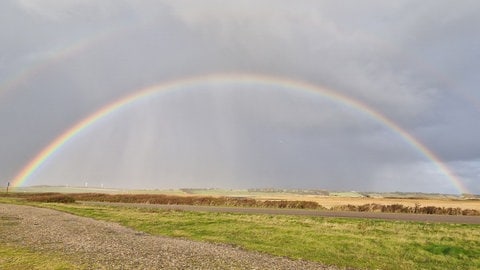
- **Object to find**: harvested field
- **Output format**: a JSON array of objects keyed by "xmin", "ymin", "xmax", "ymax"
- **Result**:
[
  {"xmin": 252, "ymin": 195, "xmax": 480, "ymax": 211},
  {"xmin": 7, "ymin": 187, "xmax": 479, "ymax": 211}
]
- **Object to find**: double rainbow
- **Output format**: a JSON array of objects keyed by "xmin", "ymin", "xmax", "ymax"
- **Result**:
[{"xmin": 11, "ymin": 73, "xmax": 470, "ymax": 194}]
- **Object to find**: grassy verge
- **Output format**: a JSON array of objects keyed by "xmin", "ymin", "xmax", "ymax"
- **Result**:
[
  {"xmin": 0, "ymin": 245, "xmax": 82, "ymax": 270},
  {"xmin": 3, "ymin": 198, "xmax": 476, "ymax": 270}
]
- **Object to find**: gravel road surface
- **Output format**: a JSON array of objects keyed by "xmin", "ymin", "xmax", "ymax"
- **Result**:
[{"xmin": 0, "ymin": 204, "xmax": 340, "ymax": 269}]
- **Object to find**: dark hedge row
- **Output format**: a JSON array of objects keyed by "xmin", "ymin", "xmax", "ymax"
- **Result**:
[
  {"xmin": 69, "ymin": 193, "xmax": 322, "ymax": 209},
  {"xmin": 25, "ymin": 193, "xmax": 76, "ymax": 203},
  {"xmin": 331, "ymin": 203, "xmax": 480, "ymax": 216}
]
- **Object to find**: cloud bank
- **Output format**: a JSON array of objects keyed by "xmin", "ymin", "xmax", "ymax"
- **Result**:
[{"xmin": 1, "ymin": 0, "xmax": 479, "ymax": 194}]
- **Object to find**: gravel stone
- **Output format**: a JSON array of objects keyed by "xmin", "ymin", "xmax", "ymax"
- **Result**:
[{"xmin": 0, "ymin": 204, "xmax": 343, "ymax": 269}]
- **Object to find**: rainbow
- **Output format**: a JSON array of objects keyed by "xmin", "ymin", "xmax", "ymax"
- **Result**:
[
  {"xmin": 11, "ymin": 73, "xmax": 470, "ymax": 194},
  {"xmin": 0, "ymin": 23, "xmax": 135, "ymax": 100},
  {"xmin": 0, "ymin": 36, "xmax": 97, "ymax": 100}
]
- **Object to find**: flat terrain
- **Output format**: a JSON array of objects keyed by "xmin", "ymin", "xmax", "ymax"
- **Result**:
[
  {"xmin": 84, "ymin": 201, "xmax": 480, "ymax": 224},
  {"xmin": 2, "ymin": 200, "xmax": 479, "ymax": 269},
  {"xmin": 2, "ymin": 188, "xmax": 479, "ymax": 269},
  {"xmin": 0, "ymin": 203, "xmax": 337, "ymax": 269},
  {"xmin": 9, "ymin": 186, "xmax": 480, "ymax": 211}
]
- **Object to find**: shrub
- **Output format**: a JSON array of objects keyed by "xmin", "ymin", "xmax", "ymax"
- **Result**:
[{"xmin": 26, "ymin": 194, "xmax": 76, "ymax": 203}]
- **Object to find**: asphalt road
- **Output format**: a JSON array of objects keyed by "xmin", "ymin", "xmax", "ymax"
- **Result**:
[{"xmin": 82, "ymin": 202, "xmax": 480, "ymax": 224}]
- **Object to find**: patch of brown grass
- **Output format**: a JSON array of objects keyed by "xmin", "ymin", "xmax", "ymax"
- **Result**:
[
  {"xmin": 67, "ymin": 193, "xmax": 322, "ymax": 209},
  {"xmin": 25, "ymin": 193, "xmax": 76, "ymax": 203}
]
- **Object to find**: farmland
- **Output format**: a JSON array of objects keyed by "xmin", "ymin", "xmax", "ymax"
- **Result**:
[
  {"xmin": 1, "ymin": 188, "xmax": 480, "ymax": 269},
  {"xmin": 4, "ymin": 186, "xmax": 480, "ymax": 221},
  {"xmin": 7, "ymin": 186, "xmax": 480, "ymax": 212}
]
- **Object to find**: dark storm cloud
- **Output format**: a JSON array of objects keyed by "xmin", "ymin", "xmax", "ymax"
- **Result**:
[{"xmin": 1, "ymin": 0, "xmax": 478, "ymax": 194}]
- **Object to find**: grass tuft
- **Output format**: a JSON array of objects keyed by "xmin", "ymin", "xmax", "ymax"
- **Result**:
[{"xmin": 0, "ymin": 245, "xmax": 81, "ymax": 270}]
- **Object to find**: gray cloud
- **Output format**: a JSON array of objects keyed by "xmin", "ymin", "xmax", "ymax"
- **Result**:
[{"xmin": 1, "ymin": 1, "xmax": 478, "ymax": 194}]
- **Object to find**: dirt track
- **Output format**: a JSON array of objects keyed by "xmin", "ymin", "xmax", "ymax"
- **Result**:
[
  {"xmin": 0, "ymin": 203, "xmax": 339, "ymax": 269},
  {"xmin": 84, "ymin": 201, "xmax": 480, "ymax": 224}
]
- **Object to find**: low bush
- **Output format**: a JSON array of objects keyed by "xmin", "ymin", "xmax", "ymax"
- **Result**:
[
  {"xmin": 66, "ymin": 194, "xmax": 322, "ymax": 209},
  {"xmin": 260, "ymin": 200, "xmax": 320, "ymax": 209},
  {"xmin": 25, "ymin": 193, "xmax": 76, "ymax": 203},
  {"xmin": 332, "ymin": 203, "xmax": 479, "ymax": 216}
]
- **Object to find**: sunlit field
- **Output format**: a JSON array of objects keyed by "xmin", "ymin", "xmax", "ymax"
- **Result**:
[{"xmin": 7, "ymin": 186, "xmax": 480, "ymax": 211}]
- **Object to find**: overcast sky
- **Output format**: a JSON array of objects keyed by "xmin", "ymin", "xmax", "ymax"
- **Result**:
[{"xmin": 1, "ymin": 0, "xmax": 479, "ymax": 194}]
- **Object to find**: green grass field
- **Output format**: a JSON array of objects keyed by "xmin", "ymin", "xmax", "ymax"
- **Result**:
[{"xmin": 2, "ymin": 197, "xmax": 478, "ymax": 270}]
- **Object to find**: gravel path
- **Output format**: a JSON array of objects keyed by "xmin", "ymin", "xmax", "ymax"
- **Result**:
[{"xmin": 0, "ymin": 204, "xmax": 340, "ymax": 269}]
